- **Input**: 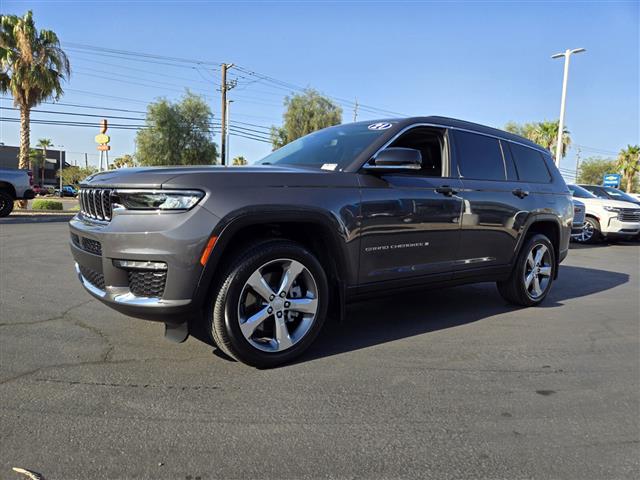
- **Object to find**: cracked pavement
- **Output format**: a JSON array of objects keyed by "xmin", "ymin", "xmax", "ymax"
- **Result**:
[{"xmin": 1, "ymin": 222, "xmax": 639, "ymax": 479}]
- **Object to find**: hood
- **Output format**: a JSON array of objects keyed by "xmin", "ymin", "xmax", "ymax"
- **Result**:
[{"xmin": 81, "ymin": 164, "xmax": 358, "ymax": 190}]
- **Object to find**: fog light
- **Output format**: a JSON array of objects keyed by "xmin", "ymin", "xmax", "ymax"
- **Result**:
[{"xmin": 113, "ymin": 259, "xmax": 168, "ymax": 271}]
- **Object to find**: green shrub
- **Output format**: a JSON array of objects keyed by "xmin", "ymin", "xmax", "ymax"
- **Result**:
[{"xmin": 32, "ymin": 199, "xmax": 63, "ymax": 211}]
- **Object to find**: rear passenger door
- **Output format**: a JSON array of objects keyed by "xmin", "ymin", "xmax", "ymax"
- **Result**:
[{"xmin": 451, "ymin": 130, "xmax": 537, "ymax": 273}]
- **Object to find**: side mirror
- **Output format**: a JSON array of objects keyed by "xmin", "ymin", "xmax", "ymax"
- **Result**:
[{"xmin": 363, "ymin": 147, "xmax": 422, "ymax": 171}]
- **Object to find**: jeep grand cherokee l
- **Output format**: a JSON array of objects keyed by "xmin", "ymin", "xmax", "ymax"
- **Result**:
[{"xmin": 69, "ymin": 117, "xmax": 573, "ymax": 367}]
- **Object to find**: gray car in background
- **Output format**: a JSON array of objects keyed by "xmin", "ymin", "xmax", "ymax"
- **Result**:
[
  {"xmin": 0, "ymin": 168, "xmax": 35, "ymax": 217},
  {"xmin": 69, "ymin": 117, "xmax": 573, "ymax": 367}
]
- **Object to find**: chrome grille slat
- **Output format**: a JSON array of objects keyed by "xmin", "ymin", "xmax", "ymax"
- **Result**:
[{"xmin": 79, "ymin": 188, "xmax": 113, "ymax": 222}]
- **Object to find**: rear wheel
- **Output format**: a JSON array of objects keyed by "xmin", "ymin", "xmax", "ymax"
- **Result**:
[
  {"xmin": 207, "ymin": 240, "xmax": 328, "ymax": 368},
  {"xmin": 497, "ymin": 234, "xmax": 555, "ymax": 306},
  {"xmin": 0, "ymin": 191, "xmax": 14, "ymax": 217}
]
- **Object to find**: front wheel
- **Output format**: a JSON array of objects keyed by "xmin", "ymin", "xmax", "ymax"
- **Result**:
[
  {"xmin": 572, "ymin": 217, "xmax": 601, "ymax": 244},
  {"xmin": 207, "ymin": 240, "xmax": 328, "ymax": 368},
  {"xmin": 497, "ymin": 234, "xmax": 556, "ymax": 307}
]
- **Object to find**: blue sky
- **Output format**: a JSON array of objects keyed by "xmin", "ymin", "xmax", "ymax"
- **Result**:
[{"xmin": 1, "ymin": 0, "xmax": 638, "ymax": 178}]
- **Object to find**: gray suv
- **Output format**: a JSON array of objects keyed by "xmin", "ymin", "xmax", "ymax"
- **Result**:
[{"xmin": 69, "ymin": 117, "xmax": 573, "ymax": 367}]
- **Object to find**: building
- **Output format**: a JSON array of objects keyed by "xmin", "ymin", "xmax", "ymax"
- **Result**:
[{"xmin": 0, "ymin": 145, "xmax": 68, "ymax": 187}]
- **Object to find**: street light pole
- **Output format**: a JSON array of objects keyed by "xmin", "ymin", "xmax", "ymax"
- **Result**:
[{"xmin": 551, "ymin": 48, "xmax": 586, "ymax": 167}]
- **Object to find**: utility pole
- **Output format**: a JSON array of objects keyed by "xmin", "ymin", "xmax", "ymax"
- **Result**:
[
  {"xmin": 551, "ymin": 48, "xmax": 586, "ymax": 167},
  {"xmin": 84, "ymin": 153, "xmax": 88, "ymax": 169},
  {"xmin": 220, "ymin": 63, "xmax": 235, "ymax": 166},
  {"xmin": 575, "ymin": 147, "xmax": 581, "ymax": 181},
  {"xmin": 353, "ymin": 98, "xmax": 359, "ymax": 122},
  {"xmin": 226, "ymin": 99, "xmax": 234, "ymax": 163}
]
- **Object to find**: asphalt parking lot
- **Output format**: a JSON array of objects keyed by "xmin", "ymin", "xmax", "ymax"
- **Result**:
[{"xmin": 1, "ymin": 220, "xmax": 638, "ymax": 480}]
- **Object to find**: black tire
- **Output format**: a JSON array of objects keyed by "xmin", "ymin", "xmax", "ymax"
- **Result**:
[
  {"xmin": 497, "ymin": 233, "xmax": 556, "ymax": 307},
  {"xmin": 0, "ymin": 191, "xmax": 14, "ymax": 217},
  {"xmin": 206, "ymin": 240, "xmax": 329, "ymax": 368}
]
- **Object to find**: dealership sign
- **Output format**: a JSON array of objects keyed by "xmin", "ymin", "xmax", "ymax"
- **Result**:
[{"xmin": 603, "ymin": 173, "xmax": 621, "ymax": 187}]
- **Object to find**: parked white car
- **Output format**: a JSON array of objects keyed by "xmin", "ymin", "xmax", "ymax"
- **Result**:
[{"xmin": 568, "ymin": 184, "xmax": 640, "ymax": 243}]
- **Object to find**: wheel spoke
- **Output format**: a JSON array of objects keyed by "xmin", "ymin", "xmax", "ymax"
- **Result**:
[
  {"xmin": 288, "ymin": 297, "xmax": 318, "ymax": 315},
  {"xmin": 246, "ymin": 270, "xmax": 275, "ymax": 302},
  {"xmin": 274, "ymin": 317, "xmax": 293, "ymax": 350},
  {"xmin": 538, "ymin": 266, "xmax": 552, "ymax": 277},
  {"xmin": 527, "ymin": 252, "xmax": 535, "ymax": 268},
  {"xmin": 277, "ymin": 260, "xmax": 305, "ymax": 296},
  {"xmin": 533, "ymin": 245, "xmax": 547, "ymax": 266},
  {"xmin": 525, "ymin": 270, "xmax": 536, "ymax": 289},
  {"xmin": 240, "ymin": 307, "xmax": 271, "ymax": 338},
  {"xmin": 532, "ymin": 275, "xmax": 543, "ymax": 297}
]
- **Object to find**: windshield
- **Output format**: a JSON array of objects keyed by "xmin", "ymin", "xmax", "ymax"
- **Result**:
[
  {"xmin": 258, "ymin": 122, "xmax": 393, "ymax": 170},
  {"xmin": 568, "ymin": 185, "xmax": 597, "ymax": 198},
  {"xmin": 602, "ymin": 186, "xmax": 639, "ymax": 203}
]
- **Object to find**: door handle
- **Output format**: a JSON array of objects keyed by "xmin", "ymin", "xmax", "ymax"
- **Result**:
[
  {"xmin": 512, "ymin": 188, "xmax": 529, "ymax": 199},
  {"xmin": 436, "ymin": 185, "xmax": 457, "ymax": 196}
]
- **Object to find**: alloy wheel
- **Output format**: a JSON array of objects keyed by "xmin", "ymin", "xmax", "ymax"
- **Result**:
[
  {"xmin": 237, "ymin": 258, "xmax": 319, "ymax": 353},
  {"xmin": 574, "ymin": 221, "xmax": 594, "ymax": 243},
  {"xmin": 523, "ymin": 243, "xmax": 552, "ymax": 300}
]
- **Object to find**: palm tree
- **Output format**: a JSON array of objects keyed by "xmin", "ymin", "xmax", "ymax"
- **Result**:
[
  {"xmin": 0, "ymin": 11, "xmax": 70, "ymax": 171},
  {"xmin": 531, "ymin": 121, "xmax": 571, "ymax": 162},
  {"xmin": 36, "ymin": 138, "xmax": 52, "ymax": 185},
  {"xmin": 505, "ymin": 120, "xmax": 571, "ymax": 162},
  {"xmin": 616, "ymin": 144, "xmax": 640, "ymax": 193}
]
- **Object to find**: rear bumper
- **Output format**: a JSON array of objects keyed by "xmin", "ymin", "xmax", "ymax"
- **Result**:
[
  {"xmin": 69, "ymin": 205, "xmax": 220, "ymax": 323},
  {"xmin": 22, "ymin": 189, "xmax": 35, "ymax": 200}
]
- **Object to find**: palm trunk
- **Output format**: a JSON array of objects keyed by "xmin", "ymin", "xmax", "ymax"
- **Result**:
[
  {"xmin": 17, "ymin": 107, "xmax": 31, "ymax": 208},
  {"xmin": 19, "ymin": 107, "xmax": 31, "ymax": 169},
  {"xmin": 626, "ymin": 175, "xmax": 633, "ymax": 194},
  {"xmin": 41, "ymin": 148, "xmax": 46, "ymax": 186}
]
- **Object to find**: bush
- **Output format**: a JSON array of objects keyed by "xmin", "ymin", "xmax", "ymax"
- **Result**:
[{"xmin": 32, "ymin": 199, "xmax": 63, "ymax": 211}]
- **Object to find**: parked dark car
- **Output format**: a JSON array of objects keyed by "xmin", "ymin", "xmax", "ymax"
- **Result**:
[
  {"xmin": 579, "ymin": 184, "xmax": 640, "ymax": 205},
  {"xmin": 69, "ymin": 117, "xmax": 573, "ymax": 367}
]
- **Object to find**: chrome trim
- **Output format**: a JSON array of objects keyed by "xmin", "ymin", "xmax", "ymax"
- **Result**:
[
  {"xmin": 75, "ymin": 262, "xmax": 190, "ymax": 308},
  {"xmin": 362, "ymin": 163, "xmax": 422, "ymax": 171},
  {"xmin": 75, "ymin": 263, "xmax": 106, "ymax": 298},
  {"xmin": 362, "ymin": 122, "xmax": 548, "ymax": 173}
]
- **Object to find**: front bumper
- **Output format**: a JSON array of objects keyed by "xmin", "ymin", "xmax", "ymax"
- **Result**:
[
  {"xmin": 69, "ymin": 205, "xmax": 220, "ymax": 322},
  {"xmin": 603, "ymin": 215, "xmax": 640, "ymax": 236}
]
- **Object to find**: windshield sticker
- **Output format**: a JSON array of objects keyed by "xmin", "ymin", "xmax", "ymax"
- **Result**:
[
  {"xmin": 321, "ymin": 163, "xmax": 338, "ymax": 171},
  {"xmin": 368, "ymin": 122, "xmax": 393, "ymax": 130}
]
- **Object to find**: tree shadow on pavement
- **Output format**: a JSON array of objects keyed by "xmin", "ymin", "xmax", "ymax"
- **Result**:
[{"xmin": 297, "ymin": 265, "xmax": 629, "ymax": 364}]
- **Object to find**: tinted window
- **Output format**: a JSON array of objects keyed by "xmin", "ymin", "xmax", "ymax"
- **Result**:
[
  {"xmin": 454, "ymin": 131, "xmax": 505, "ymax": 181},
  {"xmin": 601, "ymin": 186, "xmax": 640, "ymax": 203},
  {"xmin": 509, "ymin": 143, "xmax": 551, "ymax": 183},
  {"xmin": 568, "ymin": 185, "xmax": 597, "ymax": 199}
]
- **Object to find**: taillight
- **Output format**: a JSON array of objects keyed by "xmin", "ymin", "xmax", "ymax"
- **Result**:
[{"xmin": 27, "ymin": 171, "xmax": 33, "ymax": 185}]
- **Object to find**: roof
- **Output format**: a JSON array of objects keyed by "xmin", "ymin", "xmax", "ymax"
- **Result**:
[{"xmin": 371, "ymin": 116, "xmax": 548, "ymax": 153}]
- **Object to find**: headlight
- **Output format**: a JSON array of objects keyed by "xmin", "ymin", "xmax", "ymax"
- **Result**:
[
  {"xmin": 603, "ymin": 206, "xmax": 621, "ymax": 212},
  {"xmin": 114, "ymin": 190, "xmax": 204, "ymax": 211}
]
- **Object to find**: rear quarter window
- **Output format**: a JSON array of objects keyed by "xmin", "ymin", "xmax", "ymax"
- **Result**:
[{"xmin": 509, "ymin": 143, "xmax": 552, "ymax": 183}]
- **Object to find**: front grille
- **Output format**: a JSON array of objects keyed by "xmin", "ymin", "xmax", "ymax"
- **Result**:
[
  {"xmin": 79, "ymin": 188, "xmax": 113, "ymax": 221},
  {"xmin": 81, "ymin": 237, "xmax": 102, "ymax": 256},
  {"xmin": 79, "ymin": 265, "xmax": 105, "ymax": 290},
  {"xmin": 618, "ymin": 209, "xmax": 640, "ymax": 223},
  {"xmin": 128, "ymin": 270, "xmax": 167, "ymax": 298}
]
